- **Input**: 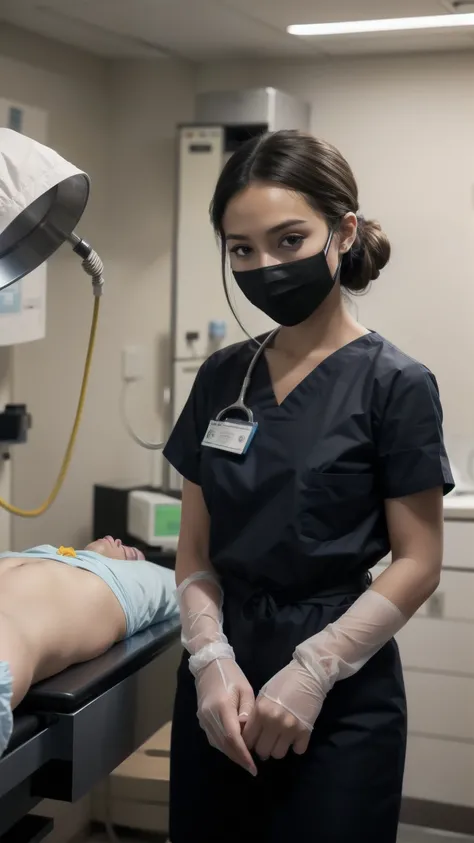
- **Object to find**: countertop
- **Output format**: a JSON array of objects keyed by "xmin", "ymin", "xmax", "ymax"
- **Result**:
[{"xmin": 443, "ymin": 494, "xmax": 474, "ymax": 520}]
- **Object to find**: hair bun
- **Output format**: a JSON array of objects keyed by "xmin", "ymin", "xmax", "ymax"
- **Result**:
[{"xmin": 341, "ymin": 217, "xmax": 391, "ymax": 293}]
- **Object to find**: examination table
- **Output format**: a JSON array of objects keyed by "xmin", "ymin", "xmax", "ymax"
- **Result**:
[{"xmin": 0, "ymin": 615, "xmax": 181, "ymax": 842}]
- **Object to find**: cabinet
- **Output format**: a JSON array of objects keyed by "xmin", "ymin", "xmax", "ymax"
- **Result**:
[{"xmin": 373, "ymin": 512, "xmax": 474, "ymax": 808}]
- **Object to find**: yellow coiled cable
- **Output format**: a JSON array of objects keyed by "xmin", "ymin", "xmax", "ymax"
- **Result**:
[{"xmin": 0, "ymin": 295, "xmax": 100, "ymax": 517}]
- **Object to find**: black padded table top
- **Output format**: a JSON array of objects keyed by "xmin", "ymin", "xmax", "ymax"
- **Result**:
[
  {"xmin": 8, "ymin": 715, "xmax": 43, "ymax": 755},
  {"xmin": 23, "ymin": 618, "xmax": 180, "ymax": 713}
]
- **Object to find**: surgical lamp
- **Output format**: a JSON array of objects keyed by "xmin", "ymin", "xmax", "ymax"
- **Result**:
[
  {"xmin": 0, "ymin": 129, "xmax": 103, "ymax": 293},
  {"xmin": 0, "ymin": 128, "xmax": 104, "ymax": 517}
]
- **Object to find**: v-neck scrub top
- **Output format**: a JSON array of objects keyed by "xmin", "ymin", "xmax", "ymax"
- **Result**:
[
  {"xmin": 163, "ymin": 331, "xmax": 454, "ymax": 843},
  {"xmin": 165, "ymin": 331, "xmax": 452, "ymax": 589}
]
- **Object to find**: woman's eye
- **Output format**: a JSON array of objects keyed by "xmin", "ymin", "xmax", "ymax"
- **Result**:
[
  {"xmin": 280, "ymin": 234, "xmax": 304, "ymax": 249},
  {"xmin": 230, "ymin": 245, "xmax": 252, "ymax": 258}
]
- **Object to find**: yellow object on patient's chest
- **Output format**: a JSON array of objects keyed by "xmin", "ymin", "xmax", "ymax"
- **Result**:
[{"xmin": 57, "ymin": 546, "xmax": 77, "ymax": 558}]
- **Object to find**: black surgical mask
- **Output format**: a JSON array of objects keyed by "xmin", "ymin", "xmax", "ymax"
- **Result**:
[{"xmin": 232, "ymin": 233, "xmax": 338, "ymax": 327}]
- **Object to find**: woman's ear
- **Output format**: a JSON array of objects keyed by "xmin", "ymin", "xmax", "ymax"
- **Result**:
[{"xmin": 339, "ymin": 213, "xmax": 357, "ymax": 254}]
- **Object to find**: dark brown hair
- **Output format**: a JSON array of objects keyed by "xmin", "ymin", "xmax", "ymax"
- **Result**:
[{"xmin": 210, "ymin": 129, "xmax": 390, "ymax": 294}]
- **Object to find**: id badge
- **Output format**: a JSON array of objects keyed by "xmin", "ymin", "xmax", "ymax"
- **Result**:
[{"xmin": 202, "ymin": 419, "xmax": 258, "ymax": 455}]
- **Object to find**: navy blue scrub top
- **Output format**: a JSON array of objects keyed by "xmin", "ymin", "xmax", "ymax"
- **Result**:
[{"xmin": 164, "ymin": 332, "xmax": 454, "ymax": 595}]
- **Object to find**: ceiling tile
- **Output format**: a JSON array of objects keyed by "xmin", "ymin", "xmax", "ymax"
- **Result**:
[
  {"xmin": 0, "ymin": 0, "xmax": 472, "ymax": 59},
  {"xmin": 319, "ymin": 29, "xmax": 474, "ymax": 55},
  {"xmin": 5, "ymin": 0, "xmax": 316, "ymax": 59},
  {"xmin": 221, "ymin": 0, "xmax": 453, "ymax": 27}
]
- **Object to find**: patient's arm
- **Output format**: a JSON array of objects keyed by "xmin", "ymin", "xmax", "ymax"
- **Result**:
[{"xmin": 0, "ymin": 537, "xmax": 146, "ymax": 711}]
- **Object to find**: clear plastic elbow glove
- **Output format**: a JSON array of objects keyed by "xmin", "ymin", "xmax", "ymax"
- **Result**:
[
  {"xmin": 177, "ymin": 571, "xmax": 234, "ymax": 671},
  {"xmin": 177, "ymin": 572, "xmax": 257, "ymax": 776},
  {"xmin": 244, "ymin": 590, "xmax": 406, "ymax": 760}
]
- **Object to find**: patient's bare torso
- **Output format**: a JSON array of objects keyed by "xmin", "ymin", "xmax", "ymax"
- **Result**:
[{"xmin": 0, "ymin": 556, "xmax": 127, "ymax": 681}]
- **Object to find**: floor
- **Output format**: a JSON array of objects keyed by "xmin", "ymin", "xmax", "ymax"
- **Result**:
[
  {"xmin": 398, "ymin": 829, "xmax": 474, "ymax": 843},
  {"xmin": 84, "ymin": 829, "xmax": 474, "ymax": 843}
]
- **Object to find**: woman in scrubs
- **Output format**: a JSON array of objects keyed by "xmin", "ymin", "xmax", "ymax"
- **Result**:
[{"xmin": 164, "ymin": 130, "xmax": 453, "ymax": 843}]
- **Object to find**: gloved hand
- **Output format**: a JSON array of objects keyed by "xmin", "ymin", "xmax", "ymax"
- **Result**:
[
  {"xmin": 195, "ymin": 657, "xmax": 257, "ymax": 775},
  {"xmin": 177, "ymin": 571, "xmax": 257, "ymax": 776},
  {"xmin": 243, "ymin": 589, "xmax": 406, "ymax": 761}
]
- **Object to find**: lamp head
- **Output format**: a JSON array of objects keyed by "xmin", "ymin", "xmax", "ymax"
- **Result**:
[{"xmin": 0, "ymin": 129, "xmax": 90, "ymax": 291}]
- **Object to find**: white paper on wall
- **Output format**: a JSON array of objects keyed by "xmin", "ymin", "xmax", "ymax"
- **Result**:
[{"xmin": 0, "ymin": 264, "xmax": 46, "ymax": 346}]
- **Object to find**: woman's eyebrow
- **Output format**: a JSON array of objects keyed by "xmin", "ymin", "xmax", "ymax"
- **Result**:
[{"xmin": 226, "ymin": 219, "xmax": 308, "ymax": 241}]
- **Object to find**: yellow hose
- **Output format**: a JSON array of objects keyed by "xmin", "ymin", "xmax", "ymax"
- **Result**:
[{"xmin": 0, "ymin": 296, "xmax": 100, "ymax": 517}]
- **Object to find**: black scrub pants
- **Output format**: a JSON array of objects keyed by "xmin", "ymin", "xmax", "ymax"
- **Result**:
[{"xmin": 170, "ymin": 588, "xmax": 407, "ymax": 843}]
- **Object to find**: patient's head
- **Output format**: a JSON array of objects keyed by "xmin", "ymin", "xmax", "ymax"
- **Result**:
[{"xmin": 86, "ymin": 536, "xmax": 145, "ymax": 561}]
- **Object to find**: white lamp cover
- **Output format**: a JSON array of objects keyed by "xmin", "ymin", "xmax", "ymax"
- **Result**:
[
  {"xmin": 0, "ymin": 129, "xmax": 90, "ymax": 290},
  {"xmin": 0, "ymin": 129, "xmax": 86, "ymax": 235}
]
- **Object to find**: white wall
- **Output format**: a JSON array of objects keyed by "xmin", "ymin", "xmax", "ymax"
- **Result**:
[
  {"xmin": 197, "ymin": 53, "xmax": 474, "ymax": 441},
  {"xmin": 101, "ymin": 56, "xmax": 195, "ymax": 496},
  {"xmin": 0, "ymin": 25, "xmax": 195, "ymax": 550}
]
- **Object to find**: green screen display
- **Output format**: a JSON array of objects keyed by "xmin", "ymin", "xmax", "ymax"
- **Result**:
[{"xmin": 154, "ymin": 504, "xmax": 181, "ymax": 537}]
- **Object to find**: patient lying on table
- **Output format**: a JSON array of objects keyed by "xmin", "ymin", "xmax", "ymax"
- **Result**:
[{"xmin": 0, "ymin": 537, "xmax": 178, "ymax": 757}]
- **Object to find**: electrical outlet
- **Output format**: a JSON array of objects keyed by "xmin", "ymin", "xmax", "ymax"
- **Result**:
[{"xmin": 122, "ymin": 346, "xmax": 145, "ymax": 382}]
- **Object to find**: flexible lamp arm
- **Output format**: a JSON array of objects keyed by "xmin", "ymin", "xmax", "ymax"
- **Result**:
[{"xmin": 67, "ymin": 233, "xmax": 104, "ymax": 297}]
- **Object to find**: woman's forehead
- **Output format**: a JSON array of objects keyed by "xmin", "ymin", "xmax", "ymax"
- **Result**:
[{"xmin": 222, "ymin": 184, "xmax": 322, "ymax": 236}]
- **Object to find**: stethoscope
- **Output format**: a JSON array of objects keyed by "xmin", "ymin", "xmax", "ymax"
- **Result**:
[
  {"xmin": 215, "ymin": 327, "xmax": 279, "ymax": 425},
  {"xmin": 215, "ymin": 230, "xmax": 338, "ymax": 426}
]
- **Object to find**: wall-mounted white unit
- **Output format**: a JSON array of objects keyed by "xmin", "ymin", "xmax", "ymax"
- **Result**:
[
  {"xmin": 166, "ymin": 89, "xmax": 309, "ymax": 491},
  {"xmin": 0, "ymin": 99, "xmax": 48, "ymax": 346},
  {"xmin": 172, "ymin": 124, "xmax": 276, "ymax": 364},
  {"xmin": 195, "ymin": 87, "xmax": 310, "ymax": 135}
]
